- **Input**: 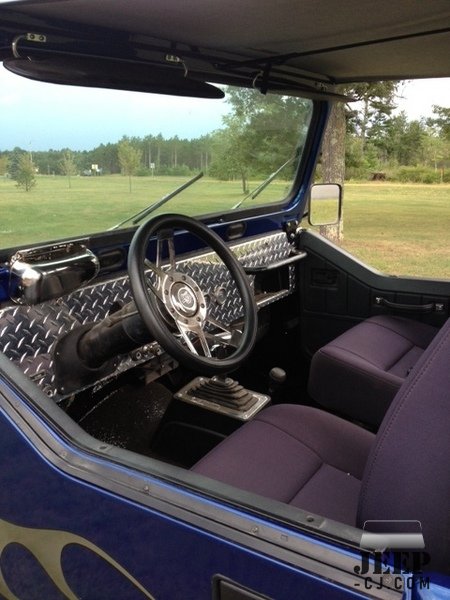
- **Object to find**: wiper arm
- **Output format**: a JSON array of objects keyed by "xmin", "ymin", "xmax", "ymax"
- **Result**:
[
  {"xmin": 232, "ymin": 155, "xmax": 297, "ymax": 210},
  {"xmin": 109, "ymin": 171, "xmax": 204, "ymax": 230}
]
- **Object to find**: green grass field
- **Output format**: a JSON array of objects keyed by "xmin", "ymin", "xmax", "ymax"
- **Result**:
[
  {"xmin": 1, "ymin": 175, "xmax": 449, "ymax": 279},
  {"xmin": 341, "ymin": 183, "xmax": 450, "ymax": 279}
]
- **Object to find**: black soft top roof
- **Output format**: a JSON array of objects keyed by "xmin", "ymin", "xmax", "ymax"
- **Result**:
[{"xmin": 0, "ymin": 0, "xmax": 449, "ymax": 95}]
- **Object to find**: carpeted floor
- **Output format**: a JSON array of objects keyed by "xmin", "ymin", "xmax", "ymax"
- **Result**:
[{"xmin": 79, "ymin": 381, "xmax": 173, "ymax": 457}]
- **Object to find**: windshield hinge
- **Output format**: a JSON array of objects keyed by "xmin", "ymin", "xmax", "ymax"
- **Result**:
[{"xmin": 283, "ymin": 220, "xmax": 299, "ymax": 244}]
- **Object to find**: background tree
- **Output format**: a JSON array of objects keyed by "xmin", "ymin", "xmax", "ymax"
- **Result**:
[
  {"xmin": 427, "ymin": 105, "xmax": 450, "ymax": 140},
  {"xmin": 12, "ymin": 153, "xmax": 36, "ymax": 191},
  {"xmin": 374, "ymin": 112, "xmax": 427, "ymax": 166},
  {"xmin": 118, "ymin": 139, "xmax": 142, "ymax": 192},
  {"xmin": 6, "ymin": 147, "xmax": 24, "ymax": 181},
  {"xmin": 59, "ymin": 150, "xmax": 78, "ymax": 188},
  {"xmin": 320, "ymin": 82, "xmax": 400, "ymax": 240},
  {"xmin": 320, "ymin": 101, "xmax": 346, "ymax": 241},
  {"xmin": 422, "ymin": 135, "xmax": 448, "ymax": 178},
  {"xmin": 209, "ymin": 122, "xmax": 254, "ymax": 192},
  {"xmin": 322, "ymin": 81, "xmax": 400, "ymax": 184},
  {"xmin": 347, "ymin": 82, "xmax": 399, "ymax": 150},
  {"xmin": 87, "ymin": 143, "xmax": 119, "ymax": 174},
  {"xmin": 321, "ymin": 101, "xmax": 346, "ymax": 185},
  {"xmin": 33, "ymin": 149, "xmax": 64, "ymax": 175},
  {"xmin": 210, "ymin": 87, "xmax": 312, "ymax": 193},
  {"xmin": 0, "ymin": 155, "xmax": 8, "ymax": 176},
  {"xmin": 423, "ymin": 105, "xmax": 450, "ymax": 179}
]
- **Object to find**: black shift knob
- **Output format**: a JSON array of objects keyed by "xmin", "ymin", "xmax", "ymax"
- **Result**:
[{"xmin": 269, "ymin": 367, "xmax": 287, "ymax": 384}]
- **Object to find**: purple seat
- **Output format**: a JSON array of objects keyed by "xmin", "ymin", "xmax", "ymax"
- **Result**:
[
  {"xmin": 308, "ymin": 315, "xmax": 438, "ymax": 426},
  {"xmin": 192, "ymin": 318, "xmax": 450, "ymax": 573},
  {"xmin": 194, "ymin": 404, "xmax": 374, "ymax": 523}
]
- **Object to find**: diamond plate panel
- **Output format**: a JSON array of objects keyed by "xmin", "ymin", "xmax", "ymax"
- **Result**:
[
  {"xmin": 231, "ymin": 232, "xmax": 292, "ymax": 268},
  {"xmin": 0, "ymin": 232, "xmax": 294, "ymax": 399}
]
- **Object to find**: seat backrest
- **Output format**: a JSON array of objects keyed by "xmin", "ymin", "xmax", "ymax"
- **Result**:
[{"xmin": 357, "ymin": 318, "xmax": 450, "ymax": 573}]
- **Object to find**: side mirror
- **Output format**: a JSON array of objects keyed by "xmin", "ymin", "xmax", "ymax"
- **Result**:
[{"xmin": 307, "ymin": 183, "xmax": 342, "ymax": 226}]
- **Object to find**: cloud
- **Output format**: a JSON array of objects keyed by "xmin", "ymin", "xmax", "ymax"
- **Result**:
[{"xmin": 395, "ymin": 79, "xmax": 450, "ymax": 120}]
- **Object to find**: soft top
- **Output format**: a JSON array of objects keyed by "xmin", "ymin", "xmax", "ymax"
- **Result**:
[{"xmin": 0, "ymin": 0, "xmax": 449, "ymax": 94}]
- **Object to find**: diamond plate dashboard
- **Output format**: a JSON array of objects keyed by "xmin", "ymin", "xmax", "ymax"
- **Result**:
[{"xmin": 0, "ymin": 232, "xmax": 295, "ymax": 400}]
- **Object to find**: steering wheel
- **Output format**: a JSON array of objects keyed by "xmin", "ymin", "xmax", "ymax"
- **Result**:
[{"xmin": 128, "ymin": 214, "xmax": 257, "ymax": 373}]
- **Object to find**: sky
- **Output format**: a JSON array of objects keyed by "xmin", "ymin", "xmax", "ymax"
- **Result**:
[
  {"xmin": 0, "ymin": 66, "xmax": 448, "ymax": 151},
  {"xmin": 0, "ymin": 67, "xmax": 229, "ymax": 151},
  {"xmin": 394, "ymin": 79, "xmax": 450, "ymax": 121}
]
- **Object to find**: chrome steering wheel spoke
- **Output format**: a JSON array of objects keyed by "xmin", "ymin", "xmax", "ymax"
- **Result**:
[
  {"xmin": 175, "ymin": 321, "xmax": 212, "ymax": 357},
  {"xmin": 143, "ymin": 258, "xmax": 164, "ymax": 299},
  {"xmin": 204, "ymin": 315, "xmax": 242, "ymax": 349},
  {"xmin": 156, "ymin": 229, "xmax": 176, "ymax": 271}
]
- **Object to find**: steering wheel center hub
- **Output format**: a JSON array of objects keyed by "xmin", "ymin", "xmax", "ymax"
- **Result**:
[
  {"xmin": 173, "ymin": 283, "xmax": 198, "ymax": 316},
  {"xmin": 160, "ymin": 270, "xmax": 207, "ymax": 325}
]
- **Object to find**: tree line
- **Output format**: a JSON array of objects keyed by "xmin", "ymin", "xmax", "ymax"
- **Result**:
[
  {"xmin": 1, "ymin": 85, "xmax": 449, "ymax": 191},
  {"xmin": 343, "ymin": 84, "xmax": 450, "ymax": 183},
  {"xmin": 0, "ymin": 134, "xmax": 214, "ymax": 178}
]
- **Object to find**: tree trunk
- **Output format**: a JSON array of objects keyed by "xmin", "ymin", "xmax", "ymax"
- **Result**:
[
  {"xmin": 241, "ymin": 171, "xmax": 249, "ymax": 194},
  {"xmin": 360, "ymin": 97, "xmax": 369, "ymax": 152},
  {"xmin": 320, "ymin": 101, "xmax": 346, "ymax": 242},
  {"xmin": 322, "ymin": 102, "xmax": 346, "ymax": 185}
]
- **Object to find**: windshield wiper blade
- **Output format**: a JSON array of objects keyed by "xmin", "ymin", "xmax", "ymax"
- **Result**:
[
  {"xmin": 109, "ymin": 171, "xmax": 204, "ymax": 230},
  {"xmin": 232, "ymin": 155, "xmax": 297, "ymax": 210}
]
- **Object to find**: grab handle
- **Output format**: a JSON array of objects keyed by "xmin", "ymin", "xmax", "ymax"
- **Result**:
[{"xmin": 375, "ymin": 297, "xmax": 437, "ymax": 313}]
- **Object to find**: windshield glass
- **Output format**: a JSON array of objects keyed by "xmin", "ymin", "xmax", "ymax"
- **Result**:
[{"xmin": 0, "ymin": 68, "xmax": 313, "ymax": 248}]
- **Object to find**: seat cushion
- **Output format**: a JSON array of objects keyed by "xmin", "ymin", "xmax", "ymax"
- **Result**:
[
  {"xmin": 308, "ymin": 315, "xmax": 438, "ymax": 427},
  {"xmin": 193, "ymin": 404, "xmax": 374, "ymax": 525}
]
